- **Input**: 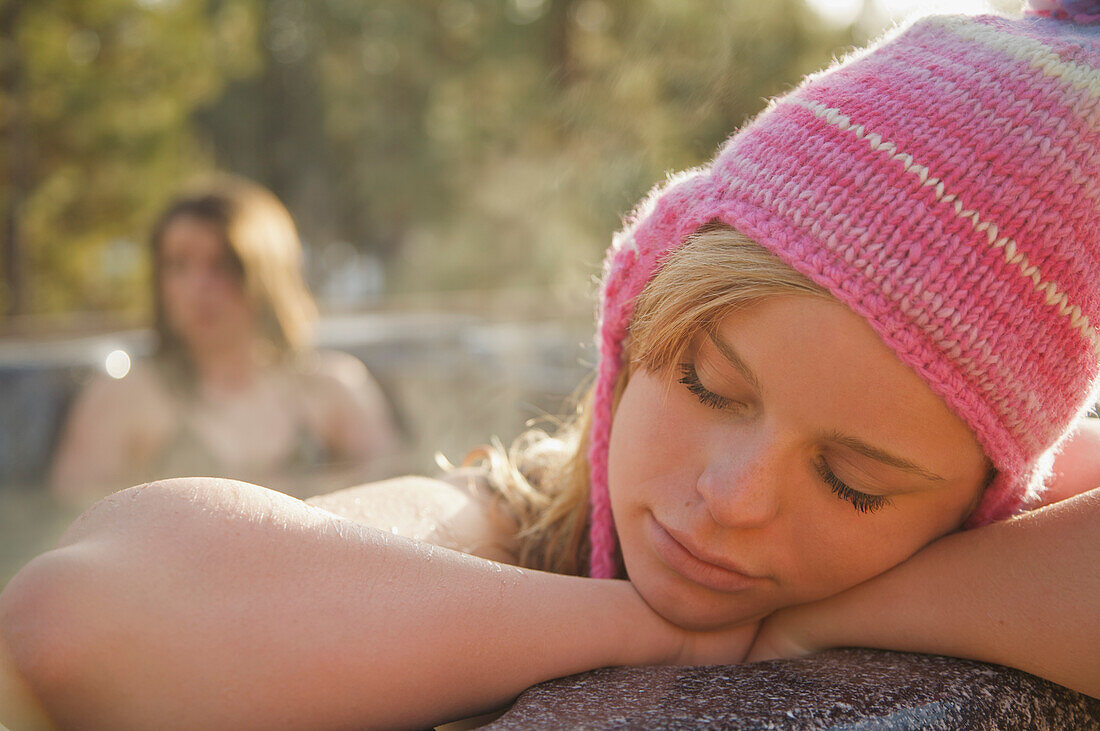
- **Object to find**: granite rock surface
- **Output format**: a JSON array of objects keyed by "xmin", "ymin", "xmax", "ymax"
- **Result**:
[{"xmin": 485, "ymin": 648, "xmax": 1100, "ymax": 730}]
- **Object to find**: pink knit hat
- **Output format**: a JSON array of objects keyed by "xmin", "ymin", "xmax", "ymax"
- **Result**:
[{"xmin": 587, "ymin": 4, "xmax": 1100, "ymax": 578}]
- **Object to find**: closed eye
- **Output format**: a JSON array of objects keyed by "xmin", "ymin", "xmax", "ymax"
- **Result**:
[
  {"xmin": 813, "ymin": 456, "xmax": 890, "ymax": 514},
  {"xmin": 678, "ymin": 363, "xmax": 735, "ymax": 410}
]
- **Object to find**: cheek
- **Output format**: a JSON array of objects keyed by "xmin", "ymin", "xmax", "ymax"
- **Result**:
[
  {"xmin": 159, "ymin": 272, "xmax": 252, "ymax": 333},
  {"xmin": 160, "ymin": 275, "xmax": 189, "ymax": 316},
  {"xmin": 218, "ymin": 280, "xmax": 252, "ymax": 316},
  {"xmin": 607, "ymin": 372, "xmax": 700, "ymax": 511},
  {"xmin": 780, "ymin": 524, "xmax": 891, "ymax": 602},
  {"xmin": 606, "ymin": 384, "xmax": 650, "ymax": 518},
  {"xmin": 778, "ymin": 505, "xmax": 962, "ymax": 605}
]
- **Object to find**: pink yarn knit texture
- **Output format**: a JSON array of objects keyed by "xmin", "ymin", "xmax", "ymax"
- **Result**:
[{"xmin": 587, "ymin": 12, "xmax": 1100, "ymax": 579}]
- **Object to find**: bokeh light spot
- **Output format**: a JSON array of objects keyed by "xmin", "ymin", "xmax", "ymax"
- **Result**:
[
  {"xmin": 105, "ymin": 350, "xmax": 132, "ymax": 380},
  {"xmin": 507, "ymin": 0, "xmax": 548, "ymax": 25}
]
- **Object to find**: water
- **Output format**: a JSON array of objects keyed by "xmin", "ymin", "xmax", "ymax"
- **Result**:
[{"xmin": 0, "ymin": 488, "xmax": 78, "ymax": 586}]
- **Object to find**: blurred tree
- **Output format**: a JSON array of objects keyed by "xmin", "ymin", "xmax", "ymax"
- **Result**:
[
  {"xmin": 0, "ymin": 0, "xmax": 258, "ymax": 322},
  {"xmin": 3, "ymin": 0, "xmax": 858, "ymax": 322},
  {"xmin": 195, "ymin": 0, "xmax": 341, "ymax": 253},
  {"xmin": 368, "ymin": 0, "xmax": 854, "ymax": 301},
  {"xmin": 198, "ymin": 0, "xmax": 852, "ymax": 311}
]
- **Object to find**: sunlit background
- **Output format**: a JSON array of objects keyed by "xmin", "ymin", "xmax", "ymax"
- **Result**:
[
  {"xmin": 806, "ymin": 0, "xmax": 1010, "ymax": 25},
  {"xmin": 0, "ymin": 0, "xmax": 1021, "ymax": 584}
]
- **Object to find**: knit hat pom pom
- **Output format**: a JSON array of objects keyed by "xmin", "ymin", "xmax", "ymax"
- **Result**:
[{"xmin": 1025, "ymin": 0, "xmax": 1100, "ymax": 23}]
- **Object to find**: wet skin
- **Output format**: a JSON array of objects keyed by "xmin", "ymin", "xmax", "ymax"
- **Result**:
[{"xmin": 607, "ymin": 295, "xmax": 990, "ymax": 631}]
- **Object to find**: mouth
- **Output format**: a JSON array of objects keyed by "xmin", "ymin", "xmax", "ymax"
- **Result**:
[{"xmin": 647, "ymin": 514, "xmax": 766, "ymax": 593}]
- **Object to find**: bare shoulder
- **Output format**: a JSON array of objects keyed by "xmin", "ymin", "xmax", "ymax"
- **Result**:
[
  {"xmin": 75, "ymin": 360, "xmax": 169, "ymax": 416},
  {"xmin": 305, "ymin": 471, "xmax": 519, "ymax": 564},
  {"xmin": 292, "ymin": 349, "xmax": 397, "ymax": 462},
  {"xmin": 294, "ymin": 350, "xmax": 391, "ymax": 422},
  {"xmin": 55, "ymin": 358, "xmax": 174, "ymax": 450},
  {"xmin": 297, "ymin": 349, "xmax": 379, "ymax": 395},
  {"xmin": 1046, "ymin": 418, "xmax": 1100, "ymax": 505}
]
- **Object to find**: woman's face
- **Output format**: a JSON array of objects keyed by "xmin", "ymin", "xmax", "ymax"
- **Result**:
[
  {"xmin": 159, "ymin": 214, "xmax": 254, "ymax": 352},
  {"xmin": 607, "ymin": 295, "xmax": 989, "ymax": 630}
]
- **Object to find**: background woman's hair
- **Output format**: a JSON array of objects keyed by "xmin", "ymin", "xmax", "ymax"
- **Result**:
[
  {"xmin": 150, "ymin": 175, "xmax": 318, "ymax": 389},
  {"xmin": 469, "ymin": 222, "xmax": 829, "ymax": 576}
]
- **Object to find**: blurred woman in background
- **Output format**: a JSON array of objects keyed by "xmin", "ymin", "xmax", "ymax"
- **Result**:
[{"xmin": 50, "ymin": 175, "xmax": 398, "ymax": 507}]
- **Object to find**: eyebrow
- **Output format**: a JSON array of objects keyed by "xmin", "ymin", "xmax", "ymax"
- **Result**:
[
  {"xmin": 706, "ymin": 330, "xmax": 763, "ymax": 394},
  {"xmin": 706, "ymin": 330, "xmax": 946, "ymax": 483},
  {"xmin": 828, "ymin": 432, "xmax": 945, "ymax": 482}
]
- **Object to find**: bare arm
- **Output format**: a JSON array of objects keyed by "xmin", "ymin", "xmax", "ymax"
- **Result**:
[
  {"xmin": 304, "ymin": 470, "xmax": 520, "ymax": 563},
  {"xmin": 0, "ymin": 632, "xmax": 54, "ymax": 730},
  {"xmin": 747, "ymin": 487, "xmax": 1100, "ymax": 698},
  {"xmin": 305, "ymin": 351, "xmax": 400, "ymax": 467},
  {"xmin": 1042, "ymin": 419, "xmax": 1100, "ymax": 506},
  {"xmin": 270, "ymin": 353, "xmax": 405, "ymax": 497},
  {"xmin": 49, "ymin": 368, "xmax": 171, "ymax": 508},
  {"xmin": 0, "ymin": 478, "xmax": 723, "ymax": 729}
]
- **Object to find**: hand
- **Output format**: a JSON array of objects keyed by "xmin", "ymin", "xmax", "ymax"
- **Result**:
[
  {"xmin": 619, "ymin": 581, "xmax": 763, "ymax": 667},
  {"xmin": 744, "ymin": 605, "xmax": 816, "ymax": 663},
  {"xmin": 664, "ymin": 618, "xmax": 763, "ymax": 667}
]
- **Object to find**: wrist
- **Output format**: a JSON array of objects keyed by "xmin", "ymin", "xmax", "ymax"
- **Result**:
[
  {"xmin": 744, "ymin": 603, "xmax": 822, "ymax": 663},
  {"xmin": 602, "ymin": 580, "xmax": 764, "ymax": 667},
  {"xmin": 773, "ymin": 588, "xmax": 856, "ymax": 655},
  {"xmin": 603, "ymin": 579, "xmax": 684, "ymax": 667}
]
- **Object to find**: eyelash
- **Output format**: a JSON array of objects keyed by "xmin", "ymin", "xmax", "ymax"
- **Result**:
[
  {"xmin": 678, "ymin": 362, "xmax": 889, "ymax": 515},
  {"xmin": 814, "ymin": 456, "xmax": 890, "ymax": 514},
  {"xmin": 678, "ymin": 363, "xmax": 735, "ymax": 410}
]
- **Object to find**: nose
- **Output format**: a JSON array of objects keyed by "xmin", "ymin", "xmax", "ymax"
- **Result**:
[
  {"xmin": 695, "ymin": 433, "xmax": 783, "ymax": 529},
  {"xmin": 180, "ymin": 265, "xmax": 225, "ymax": 301}
]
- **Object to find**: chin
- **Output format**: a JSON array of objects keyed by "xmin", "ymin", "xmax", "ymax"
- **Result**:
[{"xmin": 629, "ymin": 567, "xmax": 771, "ymax": 631}]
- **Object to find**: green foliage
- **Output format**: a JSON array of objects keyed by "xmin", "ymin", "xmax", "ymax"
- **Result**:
[
  {"xmin": 235, "ymin": 0, "xmax": 852, "ymax": 304},
  {"xmin": 319, "ymin": 0, "xmax": 847, "ymax": 293},
  {"xmin": 372, "ymin": 0, "xmax": 851, "ymax": 300},
  {"xmin": 3, "ymin": 0, "xmax": 857, "ymax": 320},
  {"xmin": 0, "ymin": 0, "xmax": 258, "ymax": 318}
]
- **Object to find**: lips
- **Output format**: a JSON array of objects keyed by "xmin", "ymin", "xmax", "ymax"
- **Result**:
[{"xmin": 647, "ymin": 515, "xmax": 766, "ymax": 593}]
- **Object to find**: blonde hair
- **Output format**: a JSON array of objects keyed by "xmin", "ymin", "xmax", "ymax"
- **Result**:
[
  {"xmin": 469, "ymin": 222, "xmax": 829, "ymax": 575},
  {"xmin": 151, "ymin": 176, "xmax": 318, "ymax": 387}
]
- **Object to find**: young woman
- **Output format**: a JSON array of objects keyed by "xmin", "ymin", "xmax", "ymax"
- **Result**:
[
  {"xmin": 3, "ymin": 4, "xmax": 1099, "ymax": 728},
  {"xmin": 49, "ymin": 176, "xmax": 399, "ymax": 507}
]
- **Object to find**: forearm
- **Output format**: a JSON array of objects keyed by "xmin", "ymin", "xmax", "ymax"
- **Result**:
[
  {"xmin": 1, "ymin": 479, "xmax": 672, "ymax": 729},
  {"xmin": 768, "ymin": 489, "xmax": 1100, "ymax": 697}
]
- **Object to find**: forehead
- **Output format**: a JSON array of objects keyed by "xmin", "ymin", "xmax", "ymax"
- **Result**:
[
  {"xmin": 160, "ymin": 215, "xmax": 226, "ymax": 256},
  {"xmin": 707, "ymin": 295, "xmax": 986, "ymax": 477}
]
